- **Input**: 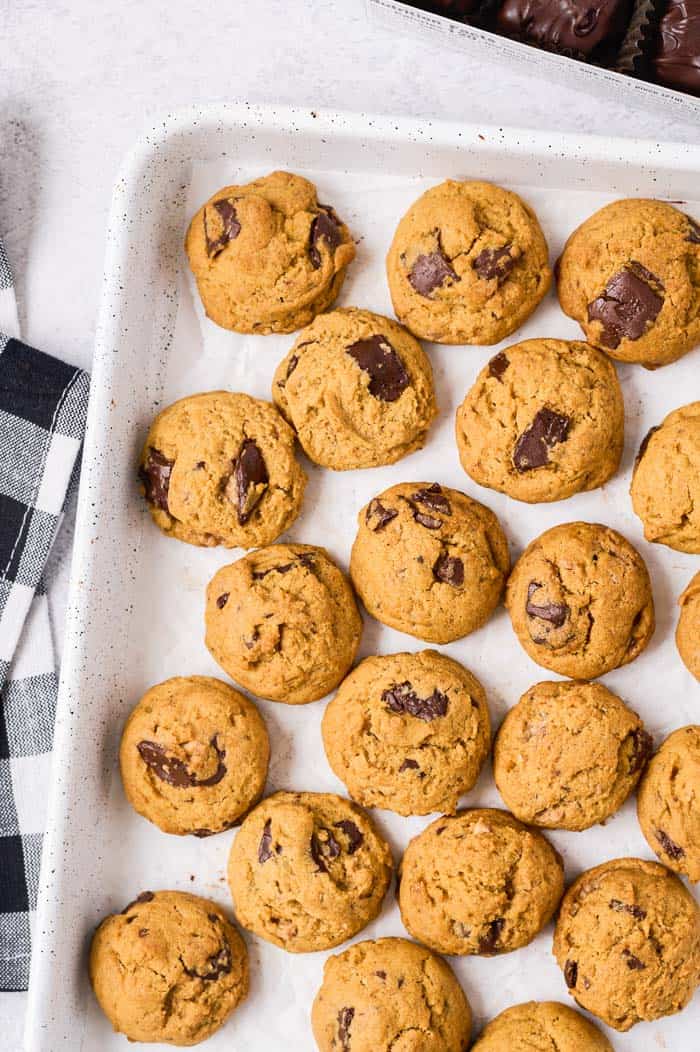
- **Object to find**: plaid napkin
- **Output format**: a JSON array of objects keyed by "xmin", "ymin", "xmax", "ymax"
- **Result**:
[{"xmin": 0, "ymin": 239, "xmax": 90, "ymax": 990}]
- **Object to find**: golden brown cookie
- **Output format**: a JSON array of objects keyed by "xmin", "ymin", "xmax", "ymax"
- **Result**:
[
  {"xmin": 119, "ymin": 676, "xmax": 269, "ymax": 837},
  {"xmin": 471, "ymin": 1001, "xmax": 613, "ymax": 1052},
  {"xmin": 205, "ymin": 544, "xmax": 362, "ymax": 704},
  {"xmin": 677, "ymin": 572, "xmax": 700, "ymax": 679},
  {"xmin": 630, "ymin": 401, "xmax": 700, "ymax": 553},
  {"xmin": 322, "ymin": 650, "xmax": 490, "ymax": 816},
  {"xmin": 398, "ymin": 808, "xmax": 563, "ymax": 956},
  {"xmin": 637, "ymin": 725, "xmax": 700, "ymax": 883},
  {"xmin": 553, "ymin": 857, "xmax": 700, "ymax": 1030},
  {"xmin": 272, "ymin": 308, "xmax": 437, "ymax": 470},
  {"xmin": 350, "ymin": 482, "xmax": 509, "ymax": 644},
  {"xmin": 386, "ymin": 179, "xmax": 551, "ymax": 345},
  {"xmin": 185, "ymin": 170, "xmax": 355, "ymax": 333},
  {"xmin": 505, "ymin": 522, "xmax": 654, "ymax": 679},
  {"xmin": 138, "ymin": 391, "xmax": 306, "ymax": 548},
  {"xmin": 89, "ymin": 890, "xmax": 248, "ymax": 1046},
  {"xmin": 557, "ymin": 198, "xmax": 700, "ymax": 367},
  {"xmin": 227, "ymin": 791, "xmax": 393, "ymax": 952},
  {"xmin": 455, "ymin": 339, "xmax": 624, "ymax": 503},
  {"xmin": 494, "ymin": 680, "xmax": 651, "ymax": 831},
  {"xmin": 311, "ymin": 937, "xmax": 472, "ymax": 1052}
]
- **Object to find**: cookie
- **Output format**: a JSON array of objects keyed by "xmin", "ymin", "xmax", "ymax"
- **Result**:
[
  {"xmin": 553, "ymin": 857, "xmax": 700, "ymax": 1030},
  {"xmin": 630, "ymin": 401, "xmax": 700, "ymax": 553},
  {"xmin": 205, "ymin": 544, "xmax": 362, "ymax": 704},
  {"xmin": 494, "ymin": 680, "xmax": 651, "ymax": 831},
  {"xmin": 119, "ymin": 676, "xmax": 269, "ymax": 837},
  {"xmin": 677, "ymin": 572, "xmax": 700, "ymax": 679},
  {"xmin": 386, "ymin": 179, "xmax": 551, "ymax": 345},
  {"xmin": 557, "ymin": 198, "xmax": 700, "ymax": 367},
  {"xmin": 89, "ymin": 890, "xmax": 248, "ymax": 1046},
  {"xmin": 471, "ymin": 1001, "xmax": 613, "ymax": 1052},
  {"xmin": 185, "ymin": 170, "xmax": 355, "ymax": 334},
  {"xmin": 637, "ymin": 725, "xmax": 700, "ymax": 883},
  {"xmin": 138, "ymin": 391, "xmax": 306, "ymax": 548},
  {"xmin": 350, "ymin": 482, "xmax": 510, "ymax": 644},
  {"xmin": 227, "ymin": 791, "xmax": 393, "ymax": 952},
  {"xmin": 311, "ymin": 937, "xmax": 472, "ymax": 1052},
  {"xmin": 272, "ymin": 307, "xmax": 438, "ymax": 470},
  {"xmin": 322, "ymin": 650, "xmax": 490, "ymax": 816},
  {"xmin": 398, "ymin": 808, "xmax": 563, "ymax": 956},
  {"xmin": 455, "ymin": 339, "xmax": 624, "ymax": 503},
  {"xmin": 506, "ymin": 521, "xmax": 654, "ymax": 679}
]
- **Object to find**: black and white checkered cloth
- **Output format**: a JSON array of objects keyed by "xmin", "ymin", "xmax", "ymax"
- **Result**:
[{"xmin": 0, "ymin": 239, "xmax": 89, "ymax": 990}]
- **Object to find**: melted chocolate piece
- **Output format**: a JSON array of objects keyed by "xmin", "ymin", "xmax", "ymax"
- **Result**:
[
  {"xmin": 610, "ymin": 899, "xmax": 647, "ymax": 919},
  {"xmin": 347, "ymin": 335, "xmax": 410, "ymax": 402},
  {"xmin": 399, "ymin": 758, "xmax": 420, "ymax": 771},
  {"xmin": 587, "ymin": 262, "xmax": 664, "ymax": 348},
  {"xmin": 121, "ymin": 891, "xmax": 154, "ymax": 914},
  {"xmin": 286, "ymin": 354, "xmax": 299, "ymax": 378},
  {"xmin": 497, "ymin": 0, "xmax": 632, "ymax": 57},
  {"xmin": 622, "ymin": 949, "xmax": 646, "ymax": 970},
  {"xmin": 473, "ymin": 243, "xmax": 514, "ymax": 282},
  {"xmin": 192, "ymin": 828, "xmax": 216, "ymax": 838},
  {"xmin": 204, "ymin": 199, "xmax": 241, "ymax": 257},
  {"xmin": 654, "ymin": 0, "xmax": 700, "ymax": 95},
  {"xmin": 311, "ymin": 828, "xmax": 341, "ymax": 872},
  {"xmin": 513, "ymin": 408, "xmax": 570, "ymax": 471},
  {"xmin": 478, "ymin": 917, "xmax": 505, "ymax": 954},
  {"xmin": 433, "ymin": 552, "xmax": 464, "ymax": 587},
  {"xmin": 252, "ymin": 561, "xmax": 297, "ymax": 580},
  {"xmin": 182, "ymin": 940, "xmax": 232, "ymax": 981},
  {"xmin": 526, "ymin": 581, "xmax": 570, "ymax": 628},
  {"xmin": 411, "ymin": 483, "xmax": 451, "ymax": 515},
  {"xmin": 334, "ymin": 819, "xmax": 364, "ymax": 854},
  {"xmin": 258, "ymin": 819, "xmax": 274, "ymax": 863},
  {"xmin": 366, "ymin": 498, "xmax": 398, "ymax": 532},
  {"xmin": 216, "ymin": 592, "xmax": 229, "ymax": 609},
  {"xmin": 564, "ymin": 959, "xmax": 578, "ymax": 988},
  {"xmin": 309, "ymin": 207, "xmax": 343, "ymax": 269},
  {"xmin": 408, "ymin": 239, "xmax": 459, "ymax": 297},
  {"xmin": 635, "ymin": 425, "xmax": 659, "ymax": 468},
  {"xmin": 383, "ymin": 680, "xmax": 449, "ymax": 721},
  {"xmin": 687, "ymin": 216, "xmax": 700, "ymax": 244},
  {"xmin": 375, "ymin": 969, "xmax": 387, "ymax": 980},
  {"xmin": 138, "ymin": 928, "xmax": 149, "ymax": 937},
  {"xmin": 627, "ymin": 728, "xmax": 653, "ymax": 774},
  {"xmin": 337, "ymin": 1006, "xmax": 354, "ymax": 1051},
  {"xmin": 656, "ymin": 828, "xmax": 686, "ymax": 860},
  {"xmin": 137, "ymin": 736, "xmax": 226, "ymax": 789},
  {"xmin": 139, "ymin": 448, "xmax": 173, "ymax": 512},
  {"xmin": 404, "ymin": 497, "xmax": 442, "ymax": 530},
  {"xmin": 227, "ymin": 438, "xmax": 268, "ymax": 525},
  {"xmin": 488, "ymin": 351, "xmax": 509, "ymax": 380}
]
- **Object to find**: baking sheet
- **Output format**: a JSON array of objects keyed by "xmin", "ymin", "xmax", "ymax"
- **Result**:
[{"xmin": 26, "ymin": 106, "xmax": 700, "ymax": 1051}]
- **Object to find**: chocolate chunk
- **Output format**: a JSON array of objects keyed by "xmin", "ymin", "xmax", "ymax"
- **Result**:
[
  {"xmin": 137, "ymin": 736, "xmax": 226, "ymax": 789},
  {"xmin": 610, "ymin": 898, "xmax": 647, "ymax": 920},
  {"xmin": 383, "ymin": 680, "xmax": 449, "ymax": 721},
  {"xmin": 138, "ymin": 928, "xmax": 149, "ymax": 937},
  {"xmin": 286, "ymin": 354, "xmax": 299, "ymax": 378},
  {"xmin": 258, "ymin": 818, "xmax": 274, "ymax": 863},
  {"xmin": 656, "ymin": 828, "xmax": 686, "ymax": 861},
  {"xmin": 513, "ymin": 408, "xmax": 570, "ymax": 471},
  {"xmin": 192, "ymin": 828, "xmax": 215, "ymax": 838},
  {"xmin": 411, "ymin": 483, "xmax": 451, "ymax": 515},
  {"xmin": 687, "ymin": 216, "xmax": 700, "ymax": 244},
  {"xmin": 182, "ymin": 939, "xmax": 232, "ymax": 981},
  {"xmin": 473, "ymin": 243, "xmax": 514, "ymax": 282},
  {"xmin": 204, "ymin": 199, "xmax": 241, "ymax": 258},
  {"xmin": 252, "ymin": 561, "xmax": 296, "ymax": 580},
  {"xmin": 622, "ymin": 949, "xmax": 646, "ymax": 970},
  {"xmin": 347, "ymin": 335, "xmax": 410, "ymax": 402},
  {"xmin": 526, "ymin": 581, "xmax": 569, "ymax": 628},
  {"xmin": 309, "ymin": 207, "xmax": 343, "ymax": 269},
  {"xmin": 564, "ymin": 959, "xmax": 578, "ymax": 988},
  {"xmin": 227, "ymin": 438, "xmax": 268, "ymax": 525},
  {"xmin": 366, "ymin": 498, "xmax": 398, "ymax": 532},
  {"xmin": 408, "ymin": 240, "xmax": 459, "ymax": 297},
  {"xmin": 627, "ymin": 728, "xmax": 653, "ymax": 774},
  {"xmin": 311, "ymin": 828, "xmax": 341, "ymax": 872},
  {"xmin": 337, "ymin": 1006, "xmax": 354, "ymax": 1051},
  {"xmin": 654, "ymin": 1, "xmax": 700, "ymax": 95},
  {"xmin": 138, "ymin": 448, "xmax": 173, "ymax": 512},
  {"xmin": 433, "ymin": 552, "xmax": 464, "ymax": 587},
  {"xmin": 375, "ymin": 970, "xmax": 387, "ymax": 980},
  {"xmin": 635, "ymin": 425, "xmax": 659, "ymax": 468},
  {"xmin": 399, "ymin": 758, "xmax": 420, "ymax": 771},
  {"xmin": 478, "ymin": 917, "xmax": 505, "ymax": 954},
  {"xmin": 121, "ymin": 891, "xmax": 154, "ymax": 914},
  {"xmin": 488, "ymin": 351, "xmax": 509, "ymax": 380},
  {"xmin": 404, "ymin": 497, "xmax": 442, "ymax": 530},
  {"xmin": 587, "ymin": 262, "xmax": 664, "ymax": 349},
  {"xmin": 334, "ymin": 819, "xmax": 364, "ymax": 854},
  {"xmin": 216, "ymin": 592, "xmax": 229, "ymax": 609},
  {"xmin": 497, "ymin": 0, "xmax": 632, "ymax": 58}
]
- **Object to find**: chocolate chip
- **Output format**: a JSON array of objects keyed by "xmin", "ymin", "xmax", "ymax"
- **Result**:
[
  {"xmin": 488, "ymin": 352, "xmax": 509, "ymax": 380},
  {"xmin": 309, "ymin": 207, "xmax": 343, "ymax": 269},
  {"xmin": 366, "ymin": 498, "xmax": 398, "ymax": 532},
  {"xmin": 526, "ymin": 581, "xmax": 569, "ymax": 628},
  {"xmin": 399, "ymin": 758, "xmax": 420, "ymax": 771},
  {"xmin": 627, "ymin": 728, "xmax": 653, "ymax": 774},
  {"xmin": 564, "ymin": 959, "xmax": 578, "ymax": 988},
  {"xmin": 192, "ymin": 828, "xmax": 215, "ymax": 838},
  {"xmin": 347, "ymin": 335, "xmax": 410, "ymax": 403},
  {"xmin": 473, "ymin": 243, "xmax": 514, "ymax": 282},
  {"xmin": 587, "ymin": 262, "xmax": 664, "ymax": 348},
  {"xmin": 204, "ymin": 199, "xmax": 241, "ymax": 257},
  {"xmin": 686, "ymin": 217, "xmax": 700, "ymax": 244},
  {"xmin": 513, "ymin": 408, "xmax": 570, "ymax": 472},
  {"xmin": 286, "ymin": 354, "xmax": 299, "ymax": 378},
  {"xmin": 333, "ymin": 819, "xmax": 364, "ymax": 854},
  {"xmin": 622, "ymin": 949, "xmax": 646, "ymax": 970},
  {"xmin": 137, "ymin": 736, "xmax": 227, "ymax": 789},
  {"xmin": 408, "ymin": 238, "xmax": 459, "ymax": 297},
  {"xmin": 635, "ymin": 425, "xmax": 659, "ymax": 468},
  {"xmin": 655, "ymin": 829, "xmax": 685, "ymax": 861},
  {"xmin": 138, "ymin": 928, "xmax": 149, "ymax": 937},
  {"xmin": 383, "ymin": 680, "xmax": 449, "ymax": 721},
  {"xmin": 216, "ymin": 593, "xmax": 229, "ymax": 609},
  {"xmin": 252, "ymin": 561, "xmax": 295, "ymax": 580},
  {"xmin": 337, "ymin": 1006, "xmax": 354, "ymax": 1051},
  {"xmin": 610, "ymin": 899, "xmax": 647, "ymax": 920},
  {"xmin": 226, "ymin": 438, "xmax": 268, "ymax": 525},
  {"xmin": 258, "ymin": 818, "xmax": 274, "ymax": 863},
  {"xmin": 404, "ymin": 498, "xmax": 442, "ymax": 530},
  {"xmin": 182, "ymin": 939, "xmax": 232, "ymax": 981},
  {"xmin": 375, "ymin": 970, "xmax": 387, "ymax": 980},
  {"xmin": 121, "ymin": 891, "xmax": 154, "ymax": 913},
  {"xmin": 478, "ymin": 917, "xmax": 505, "ymax": 954},
  {"xmin": 138, "ymin": 448, "xmax": 173, "ymax": 512},
  {"xmin": 311, "ymin": 828, "xmax": 341, "ymax": 872},
  {"xmin": 433, "ymin": 552, "xmax": 464, "ymax": 587},
  {"xmin": 411, "ymin": 483, "xmax": 451, "ymax": 516}
]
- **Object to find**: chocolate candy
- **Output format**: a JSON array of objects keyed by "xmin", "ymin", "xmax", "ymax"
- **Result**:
[
  {"xmin": 654, "ymin": 0, "xmax": 700, "ymax": 96},
  {"xmin": 497, "ymin": 0, "xmax": 632, "ymax": 57}
]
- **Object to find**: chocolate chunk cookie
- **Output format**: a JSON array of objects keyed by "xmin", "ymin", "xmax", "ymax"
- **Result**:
[
  {"xmin": 311, "ymin": 937, "xmax": 472, "ymax": 1052},
  {"xmin": 455, "ymin": 338, "xmax": 624, "ymax": 503},
  {"xmin": 386, "ymin": 180, "xmax": 551, "ymax": 345},
  {"xmin": 472, "ymin": 1000, "xmax": 613, "ymax": 1052},
  {"xmin": 677, "ymin": 571, "xmax": 700, "ymax": 679},
  {"xmin": 553, "ymin": 857, "xmax": 700, "ymax": 1030},
  {"xmin": 637, "ymin": 725, "xmax": 700, "ymax": 883},
  {"xmin": 185, "ymin": 171, "xmax": 355, "ymax": 333},
  {"xmin": 506, "ymin": 522, "xmax": 654, "ymax": 679},
  {"xmin": 350, "ymin": 482, "xmax": 509, "ymax": 644},
  {"xmin": 138, "ymin": 391, "xmax": 306, "ymax": 548},
  {"xmin": 227, "ymin": 791, "xmax": 393, "ymax": 952},
  {"xmin": 119, "ymin": 676, "xmax": 269, "ymax": 837},
  {"xmin": 494, "ymin": 680, "xmax": 651, "ymax": 831},
  {"xmin": 272, "ymin": 308, "xmax": 438, "ymax": 470},
  {"xmin": 89, "ymin": 890, "xmax": 248, "ymax": 1045},
  {"xmin": 205, "ymin": 544, "xmax": 362, "ymax": 704},
  {"xmin": 322, "ymin": 650, "xmax": 491, "ymax": 816},
  {"xmin": 557, "ymin": 199, "xmax": 700, "ymax": 367},
  {"xmin": 630, "ymin": 401, "xmax": 700, "ymax": 553},
  {"xmin": 398, "ymin": 808, "xmax": 563, "ymax": 956}
]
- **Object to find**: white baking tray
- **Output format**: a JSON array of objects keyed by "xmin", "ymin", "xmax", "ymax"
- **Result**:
[{"xmin": 25, "ymin": 103, "xmax": 700, "ymax": 1051}]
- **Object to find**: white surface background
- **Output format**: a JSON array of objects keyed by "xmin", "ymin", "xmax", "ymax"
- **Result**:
[{"xmin": 1, "ymin": 1, "xmax": 699, "ymax": 1048}]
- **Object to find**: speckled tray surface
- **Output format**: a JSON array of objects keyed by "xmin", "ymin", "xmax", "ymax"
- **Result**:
[{"xmin": 25, "ymin": 104, "xmax": 700, "ymax": 1051}]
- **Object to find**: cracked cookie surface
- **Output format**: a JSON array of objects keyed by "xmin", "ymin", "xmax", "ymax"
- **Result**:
[
  {"xmin": 630, "ymin": 400, "xmax": 700, "ymax": 553},
  {"xmin": 185, "ymin": 170, "xmax": 355, "ymax": 333},
  {"xmin": 138, "ymin": 391, "xmax": 306, "ymax": 548},
  {"xmin": 494, "ymin": 680, "xmax": 651, "ymax": 831},
  {"xmin": 398, "ymin": 808, "xmax": 563, "ymax": 956},
  {"xmin": 205, "ymin": 543, "xmax": 362, "ymax": 704},
  {"xmin": 557, "ymin": 198, "xmax": 700, "ymax": 367},
  {"xmin": 637, "ymin": 725, "xmax": 700, "ymax": 883},
  {"xmin": 553, "ymin": 857, "xmax": 700, "ymax": 1030},
  {"xmin": 89, "ymin": 890, "xmax": 248, "ymax": 1046},
  {"xmin": 311, "ymin": 937, "xmax": 472, "ymax": 1052},
  {"xmin": 386, "ymin": 179, "xmax": 551, "ymax": 345},
  {"xmin": 506, "ymin": 521, "xmax": 654, "ymax": 679},
  {"xmin": 227, "ymin": 791, "xmax": 393, "ymax": 952},
  {"xmin": 322, "ymin": 650, "xmax": 490, "ymax": 816},
  {"xmin": 119, "ymin": 676, "xmax": 269, "ymax": 837},
  {"xmin": 350, "ymin": 482, "xmax": 510, "ymax": 644},
  {"xmin": 455, "ymin": 338, "xmax": 624, "ymax": 503},
  {"xmin": 471, "ymin": 1000, "xmax": 613, "ymax": 1051},
  {"xmin": 677, "ymin": 571, "xmax": 700, "ymax": 679},
  {"xmin": 272, "ymin": 307, "xmax": 438, "ymax": 470}
]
